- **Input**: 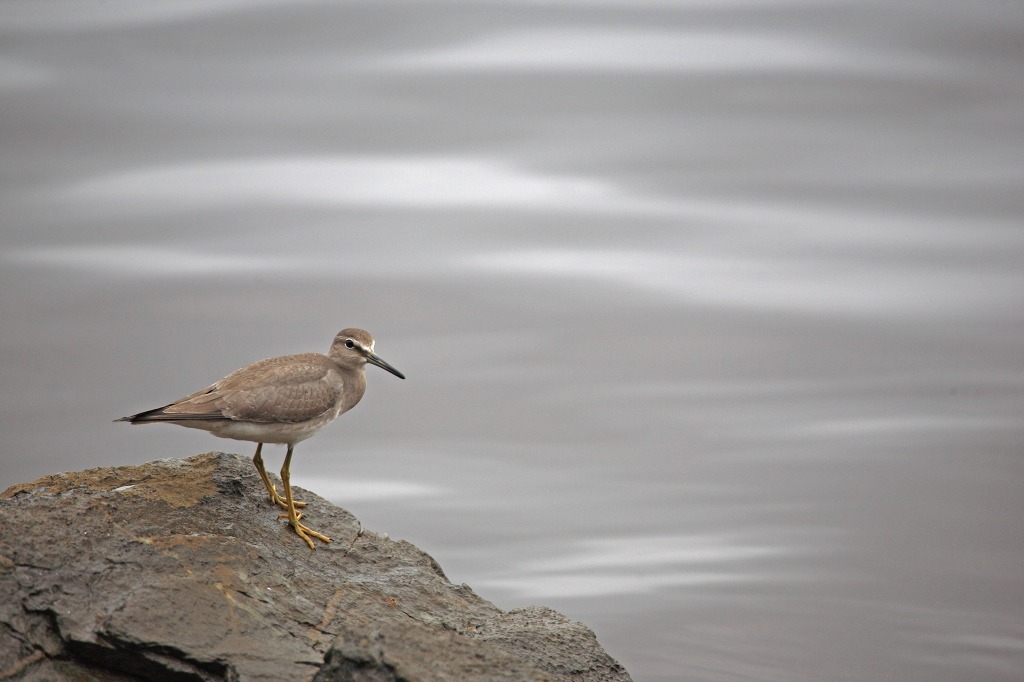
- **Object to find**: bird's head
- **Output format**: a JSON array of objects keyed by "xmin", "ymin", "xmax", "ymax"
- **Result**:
[{"xmin": 330, "ymin": 328, "xmax": 405, "ymax": 379}]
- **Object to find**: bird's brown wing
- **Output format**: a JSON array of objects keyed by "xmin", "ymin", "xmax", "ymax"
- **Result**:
[{"xmin": 121, "ymin": 353, "xmax": 342, "ymax": 424}]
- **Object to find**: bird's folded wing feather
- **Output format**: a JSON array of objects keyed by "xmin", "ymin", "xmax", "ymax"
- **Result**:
[{"xmin": 156, "ymin": 353, "xmax": 342, "ymax": 424}]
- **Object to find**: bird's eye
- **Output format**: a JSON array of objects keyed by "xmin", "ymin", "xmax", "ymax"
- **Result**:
[{"xmin": 345, "ymin": 339, "xmax": 355, "ymax": 349}]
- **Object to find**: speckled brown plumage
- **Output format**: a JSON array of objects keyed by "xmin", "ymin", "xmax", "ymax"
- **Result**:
[{"xmin": 125, "ymin": 354, "xmax": 347, "ymax": 425}]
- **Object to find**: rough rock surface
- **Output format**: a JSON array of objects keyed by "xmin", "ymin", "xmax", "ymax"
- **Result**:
[{"xmin": 0, "ymin": 452, "xmax": 631, "ymax": 682}]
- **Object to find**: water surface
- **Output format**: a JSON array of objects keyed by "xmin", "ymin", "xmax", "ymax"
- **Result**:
[{"xmin": 1, "ymin": 2, "xmax": 1022, "ymax": 680}]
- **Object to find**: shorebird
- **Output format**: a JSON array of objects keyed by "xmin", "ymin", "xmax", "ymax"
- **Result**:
[{"xmin": 115, "ymin": 328, "xmax": 405, "ymax": 549}]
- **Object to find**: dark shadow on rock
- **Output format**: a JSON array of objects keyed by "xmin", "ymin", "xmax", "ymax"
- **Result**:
[{"xmin": 0, "ymin": 453, "xmax": 631, "ymax": 682}]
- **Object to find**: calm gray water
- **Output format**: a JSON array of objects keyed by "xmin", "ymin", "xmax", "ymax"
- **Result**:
[{"xmin": 2, "ymin": 2, "xmax": 1023, "ymax": 680}]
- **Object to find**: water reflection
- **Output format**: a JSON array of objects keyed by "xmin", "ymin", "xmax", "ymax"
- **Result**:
[
  {"xmin": 477, "ymin": 534, "xmax": 796, "ymax": 599},
  {"xmin": 293, "ymin": 476, "xmax": 445, "ymax": 503},
  {"xmin": 470, "ymin": 247, "xmax": 1021, "ymax": 316},
  {"xmin": 367, "ymin": 28, "xmax": 935, "ymax": 75},
  {"xmin": 1, "ymin": 1, "xmax": 1022, "ymax": 681},
  {"xmin": 0, "ymin": 0, "xmax": 282, "ymax": 32},
  {"xmin": 7, "ymin": 245, "xmax": 295, "ymax": 276},
  {"xmin": 58, "ymin": 156, "xmax": 663, "ymax": 215}
]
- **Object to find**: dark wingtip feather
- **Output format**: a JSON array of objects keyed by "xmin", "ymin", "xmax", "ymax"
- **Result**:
[
  {"xmin": 114, "ymin": 406, "xmax": 226, "ymax": 424},
  {"xmin": 114, "ymin": 412, "xmax": 150, "ymax": 424}
]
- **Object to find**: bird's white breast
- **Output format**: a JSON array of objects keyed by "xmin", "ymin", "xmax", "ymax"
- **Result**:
[{"xmin": 178, "ymin": 405, "xmax": 343, "ymax": 445}]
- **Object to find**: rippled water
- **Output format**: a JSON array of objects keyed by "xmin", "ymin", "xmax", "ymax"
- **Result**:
[{"xmin": 2, "ymin": 2, "xmax": 1022, "ymax": 680}]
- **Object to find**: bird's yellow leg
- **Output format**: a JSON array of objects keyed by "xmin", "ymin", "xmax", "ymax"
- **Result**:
[
  {"xmin": 252, "ymin": 443, "xmax": 306, "ymax": 509},
  {"xmin": 281, "ymin": 444, "xmax": 331, "ymax": 549}
]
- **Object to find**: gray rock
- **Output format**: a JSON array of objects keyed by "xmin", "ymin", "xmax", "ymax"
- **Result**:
[{"xmin": 0, "ymin": 453, "xmax": 631, "ymax": 682}]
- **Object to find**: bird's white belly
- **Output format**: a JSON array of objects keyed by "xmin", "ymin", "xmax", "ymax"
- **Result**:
[{"xmin": 178, "ymin": 410, "xmax": 339, "ymax": 445}]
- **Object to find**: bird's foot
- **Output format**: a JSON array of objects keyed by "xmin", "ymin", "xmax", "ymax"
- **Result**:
[
  {"xmin": 267, "ymin": 483, "xmax": 307, "ymax": 510},
  {"xmin": 288, "ymin": 518, "xmax": 332, "ymax": 550}
]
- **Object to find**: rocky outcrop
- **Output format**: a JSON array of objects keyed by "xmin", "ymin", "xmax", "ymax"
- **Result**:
[{"xmin": 0, "ymin": 453, "xmax": 630, "ymax": 682}]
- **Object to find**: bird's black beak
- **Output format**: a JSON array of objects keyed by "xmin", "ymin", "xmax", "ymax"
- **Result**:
[{"xmin": 366, "ymin": 351, "xmax": 405, "ymax": 380}]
